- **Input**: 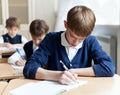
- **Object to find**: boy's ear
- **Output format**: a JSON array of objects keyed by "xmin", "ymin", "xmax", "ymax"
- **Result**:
[{"xmin": 64, "ymin": 20, "xmax": 67, "ymax": 29}]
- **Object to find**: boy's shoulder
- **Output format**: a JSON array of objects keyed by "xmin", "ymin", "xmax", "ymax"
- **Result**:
[
  {"xmin": 16, "ymin": 34, "xmax": 21, "ymax": 37},
  {"xmin": 47, "ymin": 31, "xmax": 64, "ymax": 36},
  {"xmin": 85, "ymin": 35, "xmax": 97, "ymax": 42},
  {"xmin": 45, "ymin": 31, "xmax": 64, "ymax": 40},
  {"xmin": 83, "ymin": 35, "xmax": 98, "ymax": 45},
  {"xmin": 24, "ymin": 40, "xmax": 33, "ymax": 47}
]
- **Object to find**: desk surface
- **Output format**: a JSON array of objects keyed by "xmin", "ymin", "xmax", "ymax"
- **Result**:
[
  {"xmin": 2, "ymin": 74, "xmax": 120, "ymax": 95},
  {"xmin": 0, "ymin": 63, "xmax": 23, "ymax": 80},
  {"xmin": 0, "ymin": 81, "xmax": 8, "ymax": 95}
]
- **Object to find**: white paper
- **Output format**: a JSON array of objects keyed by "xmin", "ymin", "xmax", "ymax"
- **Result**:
[
  {"xmin": 10, "ymin": 80, "xmax": 87, "ymax": 95},
  {"xmin": 11, "ymin": 65, "xmax": 24, "ymax": 70}
]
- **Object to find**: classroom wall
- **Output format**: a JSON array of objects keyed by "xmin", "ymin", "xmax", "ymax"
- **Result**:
[
  {"xmin": 19, "ymin": 0, "xmax": 56, "ymax": 41},
  {"xmin": 34, "ymin": 0, "xmax": 56, "ymax": 32}
]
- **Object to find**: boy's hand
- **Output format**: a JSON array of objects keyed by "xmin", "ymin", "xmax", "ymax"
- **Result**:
[
  {"xmin": 15, "ymin": 59, "xmax": 26, "ymax": 66},
  {"xmin": 4, "ymin": 43, "xmax": 14, "ymax": 48},
  {"xmin": 57, "ymin": 71, "xmax": 78, "ymax": 85}
]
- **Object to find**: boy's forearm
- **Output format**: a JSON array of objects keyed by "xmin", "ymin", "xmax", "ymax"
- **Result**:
[
  {"xmin": 71, "ymin": 67, "xmax": 95, "ymax": 77},
  {"xmin": 35, "ymin": 68, "xmax": 62, "ymax": 81},
  {"xmin": 0, "ymin": 43, "xmax": 5, "ymax": 47},
  {"xmin": 14, "ymin": 43, "xmax": 24, "ymax": 47}
]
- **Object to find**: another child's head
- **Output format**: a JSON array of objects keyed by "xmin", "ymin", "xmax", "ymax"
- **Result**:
[
  {"xmin": 64, "ymin": 6, "xmax": 96, "ymax": 46},
  {"xmin": 29, "ymin": 19, "xmax": 49, "ymax": 46},
  {"xmin": 6, "ymin": 17, "xmax": 20, "ymax": 37}
]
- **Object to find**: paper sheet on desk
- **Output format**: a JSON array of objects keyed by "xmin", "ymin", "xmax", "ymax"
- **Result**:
[
  {"xmin": 10, "ymin": 80, "xmax": 87, "ymax": 95},
  {"xmin": 11, "ymin": 65, "xmax": 24, "ymax": 70}
]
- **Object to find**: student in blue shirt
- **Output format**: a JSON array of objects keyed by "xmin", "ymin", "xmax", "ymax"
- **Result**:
[
  {"xmin": 8, "ymin": 19, "xmax": 49, "ymax": 66},
  {"xmin": 23, "ymin": 6, "xmax": 115, "ymax": 85},
  {"xmin": 0, "ymin": 17, "xmax": 27, "ymax": 48}
]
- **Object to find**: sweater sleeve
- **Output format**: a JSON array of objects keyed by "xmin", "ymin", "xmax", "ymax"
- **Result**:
[
  {"xmin": 23, "ymin": 34, "xmax": 51, "ymax": 79},
  {"xmin": 89, "ymin": 36, "xmax": 115, "ymax": 77},
  {"xmin": 0, "ymin": 36, "xmax": 4, "ymax": 43}
]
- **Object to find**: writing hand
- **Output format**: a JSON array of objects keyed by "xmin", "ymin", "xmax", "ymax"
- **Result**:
[
  {"xmin": 57, "ymin": 71, "xmax": 78, "ymax": 85},
  {"xmin": 15, "ymin": 59, "xmax": 26, "ymax": 66}
]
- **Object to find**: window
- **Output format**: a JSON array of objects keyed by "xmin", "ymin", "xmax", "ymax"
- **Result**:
[
  {"xmin": 0, "ymin": 0, "xmax": 2, "ymax": 24},
  {"xmin": 8, "ymin": 0, "xmax": 29, "ymax": 24}
]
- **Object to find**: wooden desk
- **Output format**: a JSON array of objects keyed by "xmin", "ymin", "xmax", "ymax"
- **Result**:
[
  {"xmin": 0, "ymin": 81, "xmax": 8, "ymax": 95},
  {"xmin": 0, "ymin": 47, "xmax": 15, "ymax": 58},
  {"xmin": 2, "ymin": 79, "xmax": 38, "ymax": 95},
  {"xmin": 0, "ymin": 58, "xmax": 8, "ymax": 63},
  {"xmin": 2, "ymin": 74, "xmax": 120, "ymax": 95},
  {"xmin": 0, "ymin": 63, "xmax": 23, "ymax": 80}
]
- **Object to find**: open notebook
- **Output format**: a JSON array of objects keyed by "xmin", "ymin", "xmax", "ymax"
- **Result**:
[{"xmin": 10, "ymin": 80, "xmax": 87, "ymax": 95}]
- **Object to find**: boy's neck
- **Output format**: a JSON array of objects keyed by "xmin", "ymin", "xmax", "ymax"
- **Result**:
[{"xmin": 7, "ymin": 33, "xmax": 16, "ymax": 38}]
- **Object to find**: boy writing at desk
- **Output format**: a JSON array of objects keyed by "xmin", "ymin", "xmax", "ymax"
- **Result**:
[
  {"xmin": 23, "ymin": 6, "xmax": 115, "ymax": 85},
  {"xmin": 8, "ymin": 19, "xmax": 49, "ymax": 66},
  {"xmin": 0, "ymin": 17, "xmax": 27, "ymax": 48}
]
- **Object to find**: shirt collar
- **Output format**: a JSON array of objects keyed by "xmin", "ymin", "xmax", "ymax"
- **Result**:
[
  {"xmin": 61, "ymin": 32, "xmax": 83, "ymax": 49},
  {"xmin": 33, "ymin": 44, "xmax": 39, "ymax": 52}
]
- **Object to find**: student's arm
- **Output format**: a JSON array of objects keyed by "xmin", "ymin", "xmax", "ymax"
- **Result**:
[
  {"xmin": 67, "ymin": 36, "xmax": 115, "ymax": 77},
  {"xmin": 8, "ymin": 49, "xmax": 26, "ymax": 66},
  {"xmin": 0, "ymin": 36, "xmax": 5, "ymax": 47},
  {"xmin": 0, "ymin": 37, "xmax": 13, "ymax": 47},
  {"xmin": 23, "ymin": 34, "xmax": 78, "ymax": 85},
  {"xmin": 24, "ymin": 59, "xmax": 78, "ymax": 85},
  {"xmin": 70, "ymin": 67, "xmax": 95, "ymax": 77},
  {"xmin": 76, "ymin": 36, "xmax": 115, "ymax": 77},
  {"xmin": 35, "ymin": 68, "xmax": 77, "ymax": 85}
]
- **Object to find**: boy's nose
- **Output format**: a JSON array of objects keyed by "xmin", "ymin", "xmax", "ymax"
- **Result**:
[{"xmin": 35, "ymin": 40, "xmax": 40, "ymax": 46}]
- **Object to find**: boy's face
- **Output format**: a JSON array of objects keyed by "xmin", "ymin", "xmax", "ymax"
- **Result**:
[
  {"xmin": 65, "ymin": 29, "xmax": 86, "ymax": 46},
  {"xmin": 7, "ymin": 26, "xmax": 19, "ymax": 37},
  {"xmin": 64, "ymin": 20, "xmax": 86, "ymax": 46},
  {"xmin": 32, "ymin": 34, "xmax": 45, "ymax": 46}
]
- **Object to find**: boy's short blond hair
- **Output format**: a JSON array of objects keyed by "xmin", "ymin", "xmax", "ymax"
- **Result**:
[
  {"xmin": 6, "ymin": 17, "xmax": 20, "ymax": 28},
  {"xmin": 29, "ymin": 19, "xmax": 49, "ymax": 36},
  {"xmin": 67, "ymin": 6, "xmax": 96, "ymax": 37}
]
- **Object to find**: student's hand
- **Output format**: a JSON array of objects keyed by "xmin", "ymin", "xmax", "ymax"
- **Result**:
[
  {"xmin": 4, "ymin": 43, "xmax": 14, "ymax": 48},
  {"xmin": 15, "ymin": 59, "xmax": 26, "ymax": 66},
  {"xmin": 57, "ymin": 71, "xmax": 78, "ymax": 85}
]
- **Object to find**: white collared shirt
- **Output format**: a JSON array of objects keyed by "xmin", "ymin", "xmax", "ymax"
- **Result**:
[
  {"xmin": 33, "ymin": 44, "xmax": 39, "ymax": 52},
  {"xmin": 61, "ymin": 32, "xmax": 83, "ymax": 62}
]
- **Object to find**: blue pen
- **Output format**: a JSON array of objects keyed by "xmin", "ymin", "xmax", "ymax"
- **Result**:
[
  {"xmin": 16, "ymin": 48, "xmax": 24, "ymax": 60},
  {"xmin": 60, "ymin": 60, "xmax": 69, "ymax": 71},
  {"xmin": 60, "ymin": 60, "xmax": 79, "ymax": 84}
]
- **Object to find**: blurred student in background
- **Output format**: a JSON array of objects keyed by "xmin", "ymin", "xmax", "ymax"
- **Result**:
[
  {"xmin": 8, "ymin": 19, "xmax": 49, "ymax": 66},
  {"xmin": 0, "ymin": 17, "xmax": 27, "ymax": 48}
]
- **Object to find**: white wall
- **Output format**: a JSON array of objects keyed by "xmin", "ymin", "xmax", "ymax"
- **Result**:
[
  {"xmin": 34, "ymin": 0, "xmax": 56, "ymax": 32},
  {"xmin": 55, "ymin": 0, "xmax": 120, "ymax": 31}
]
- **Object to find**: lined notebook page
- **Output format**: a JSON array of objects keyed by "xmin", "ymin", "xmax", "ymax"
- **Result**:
[{"xmin": 10, "ymin": 80, "xmax": 87, "ymax": 95}]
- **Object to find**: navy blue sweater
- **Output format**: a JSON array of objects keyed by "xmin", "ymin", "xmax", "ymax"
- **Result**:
[
  {"xmin": 23, "ymin": 41, "xmax": 33, "ymax": 60},
  {"xmin": 2, "ymin": 33, "xmax": 22, "ymax": 44},
  {"xmin": 23, "ymin": 31, "xmax": 115, "ymax": 79}
]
